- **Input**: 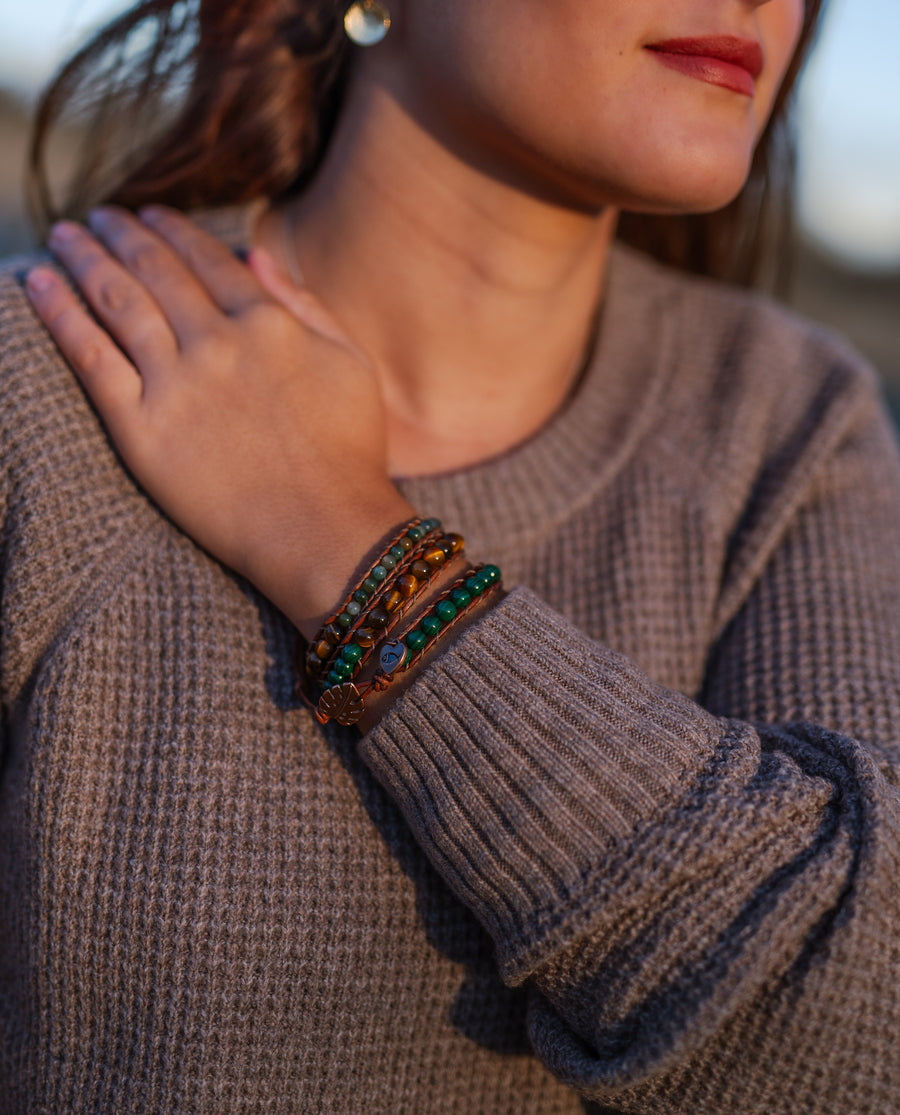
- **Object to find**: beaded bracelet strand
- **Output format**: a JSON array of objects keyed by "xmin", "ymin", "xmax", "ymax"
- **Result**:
[
  {"xmin": 316, "ymin": 548, "xmax": 467, "ymax": 694},
  {"xmin": 303, "ymin": 516, "xmax": 443, "ymax": 678},
  {"xmin": 306, "ymin": 527, "xmax": 465, "ymax": 685},
  {"xmin": 312, "ymin": 563, "xmax": 502, "ymax": 727}
]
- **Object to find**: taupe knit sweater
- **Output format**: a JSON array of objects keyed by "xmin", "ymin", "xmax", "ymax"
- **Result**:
[{"xmin": 1, "ymin": 214, "xmax": 899, "ymax": 1114}]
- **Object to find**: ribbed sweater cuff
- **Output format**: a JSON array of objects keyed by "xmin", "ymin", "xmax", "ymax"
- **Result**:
[{"xmin": 359, "ymin": 586, "xmax": 725, "ymax": 972}]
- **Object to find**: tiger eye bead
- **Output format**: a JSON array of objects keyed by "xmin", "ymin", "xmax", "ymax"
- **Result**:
[
  {"xmin": 381, "ymin": 589, "xmax": 405, "ymax": 614},
  {"xmin": 314, "ymin": 639, "xmax": 334, "ymax": 660},
  {"xmin": 355, "ymin": 627, "xmax": 377, "ymax": 648},
  {"xmin": 422, "ymin": 546, "xmax": 447, "ymax": 568},
  {"xmin": 368, "ymin": 606, "xmax": 391, "ymax": 630},
  {"xmin": 445, "ymin": 532, "xmax": 465, "ymax": 554},
  {"xmin": 436, "ymin": 539, "xmax": 454, "ymax": 559},
  {"xmin": 410, "ymin": 560, "xmax": 431, "ymax": 581},
  {"xmin": 396, "ymin": 574, "xmax": 418, "ymax": 599},
  {"xmin": 324, "ymin": 623, "xmax": 343, "ymax": 645},
  {"xmin": 306, "ymin": 646, "xmax": 325, "ymax": 673}
]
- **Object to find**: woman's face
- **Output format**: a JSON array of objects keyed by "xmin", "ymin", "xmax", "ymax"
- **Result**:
[{"xmin": 388, "ymin": 0, "xmax": 806, "ymax": 214}]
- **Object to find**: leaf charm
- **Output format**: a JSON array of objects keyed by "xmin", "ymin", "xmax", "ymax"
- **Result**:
[{"xmin": 317, "ymin": 683, "xmax": 365, "ymax": 726}]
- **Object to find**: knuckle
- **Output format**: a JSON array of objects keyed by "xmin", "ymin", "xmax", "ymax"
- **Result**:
[
  {"xmin": 97, "ymin": 277, "xmax": 134, "ymax": 316},
  {"xmin": 127, "ymin": 242, "xmax": 166, "ymax": 279}
]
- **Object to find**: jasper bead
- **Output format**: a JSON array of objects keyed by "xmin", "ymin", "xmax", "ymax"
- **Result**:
[
  {"xmin": 420, "ymin": 518, "xmax": 441, "ymax": 533},
  {"xmin": 345, "ymin": 600, "xmax": 362, "ymax": 618},
  {"xmin": 337, "ymin": 612, "xmax": 354, "ymax": 630},
  {"xmin": 421, "ymin": 615, "xmax": 442, "ymax": 638},
  {"xmin": 353, "ymin": 589, "xmax": 370, "ymax": 606},
  {"xmin": 398, "ymin": 535, "xmax": 414, "ymax": 553},
  {"xmin": 410, "ymin": 560, "xmax": 431, "ymax": 580},
  {"xmin": 435, "ymin": 600, "xmax": 457, "ymax": 623},
  {"xmin": 390, "ymin": 544, "xmax": 406, "ymax": 561},
  {"xmin": 380, "ymin": 553, "xmax": 397, "ymax": 571},
  {"xmin": 406, "ymin": 629, "xmax": 427, "ymax": 652},
  {"xmin": 371, "ymin": 564, "xmax": 388, "ymax": 583},
  {"xmin": 407, "ymin": 525, "xmax": 424, "ymax": 542},
  {"xmin": 362, "ymin": 576, "xmax": 379, "ymax": 594}
]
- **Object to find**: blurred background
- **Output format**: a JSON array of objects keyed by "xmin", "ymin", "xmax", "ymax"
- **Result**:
[{"xmin": 1, "ymin": 0, "xmax": 899, "ymax": 419}]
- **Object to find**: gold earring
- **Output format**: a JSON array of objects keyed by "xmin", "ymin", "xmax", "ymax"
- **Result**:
[{"xmin": 343, "ymin": 1, "xmax": 391, "ymax": 46}]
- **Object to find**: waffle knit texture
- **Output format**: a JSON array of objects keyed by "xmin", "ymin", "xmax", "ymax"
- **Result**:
[{"xmin": 1, "ymin": 210, "xmax": 900, "ymax": 1114}]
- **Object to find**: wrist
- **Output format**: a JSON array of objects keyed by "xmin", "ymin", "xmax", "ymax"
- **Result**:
[{"xmin": 243, "ymin": 492, "xmax": 417, "ymax": 637}]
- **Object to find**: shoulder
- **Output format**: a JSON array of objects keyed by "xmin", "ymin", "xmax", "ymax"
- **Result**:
[{"xmin": 609, "ymin": 244, "xmax": 891, "ymax": 484}]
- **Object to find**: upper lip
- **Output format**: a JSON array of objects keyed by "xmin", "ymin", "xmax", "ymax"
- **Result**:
[{"xmin": 645, "ymin": 36, "xmax": 764, "ymax": 79}]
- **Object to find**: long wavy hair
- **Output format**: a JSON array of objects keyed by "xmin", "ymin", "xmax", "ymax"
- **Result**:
[{"xmin": 28, "ymin": 0, "xmax": 826, "ymax": 286}]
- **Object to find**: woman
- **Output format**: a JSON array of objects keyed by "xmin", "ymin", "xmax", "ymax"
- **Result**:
[{"xmin": 2, "ymin": 0, "xmax": 899, "ymax": 1110}]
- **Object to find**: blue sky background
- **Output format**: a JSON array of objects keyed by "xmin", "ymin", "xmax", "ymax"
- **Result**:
[{"xmin": 3, "ymin": 0, "xmax": 899, "ymax": 270}]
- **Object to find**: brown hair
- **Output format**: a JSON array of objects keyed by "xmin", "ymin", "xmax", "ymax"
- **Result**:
[{"xmin": 29, "ymin": 0, "xmax": 826, "ymax": 287}]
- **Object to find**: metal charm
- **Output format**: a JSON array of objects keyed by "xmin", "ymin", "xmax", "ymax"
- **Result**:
[{"xmin": 344, "ymin": 1, "xmax": 391, "ymax": 46}]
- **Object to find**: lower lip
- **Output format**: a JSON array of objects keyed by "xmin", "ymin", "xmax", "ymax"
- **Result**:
[{"xmin": 647, "ymin": 50, "xmax": 756, "ymax": 97}]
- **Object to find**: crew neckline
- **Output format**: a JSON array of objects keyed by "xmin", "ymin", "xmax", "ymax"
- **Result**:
[{"xmin": 205, "ymin": 203, "xmax": 678, "ymax": 552}]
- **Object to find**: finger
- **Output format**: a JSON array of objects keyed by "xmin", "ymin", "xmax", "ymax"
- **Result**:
[
  {"xmin": 248, "ymin": 247, "xmax": 371, "ymax": 365},
  {"xmin": 138, "ymin": 205, "xmax": 269, "ymax": 316},
  {"xmin": 26, "ymin": 266, "xmax": 143, "ymax": 434},
  {"xmin": 86, "ymin": 206, "xmax": 224, "ymax": 338},
  {"xmin": 48, "ymin": 220, "xmax": 178, "ymax": 372}
]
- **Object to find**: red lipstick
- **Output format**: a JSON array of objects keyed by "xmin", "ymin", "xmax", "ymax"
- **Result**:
[{"xmin": 645, "ymin": 36, "xmax": 764, "ymax": 97}]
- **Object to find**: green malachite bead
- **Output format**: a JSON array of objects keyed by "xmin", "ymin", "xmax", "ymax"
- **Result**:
[
  {"xmin": 337, "ymin": 612, "xmax": 354, "ymax": 629},
  {"xmin": 483, "ymin": 564, "xmax": 502, "ymax": 584},
  {"xmin": 362, "ymin": 576, "xmax": 379, "ymax": 594},
  {"xmin": 389, "ymin": 544, "xmax": 406, "ymax": 561},
  {"xmin": 466, "ymin": 575, "xmax": 486, "ymax": 596},
  {"xmin": 371, "ymin": 564, "xmax": 388, "ymax": 582},
  {"xmin": 450, "ymin": 587, "xmax": 471, "ymax": 608},
  {"xmin": 410, "ymin": 560, "xmax": 431, "ymax": 580},
  {"xmin": 398, "ymin": 535, "xmax": 414, "ymax": 553},
  {"xmin": 353, "ymin": 589, "xmax": 370, "ymax": 606},
  {"xmin": 345, "ymin": 600, "xmax": 361, "ymax": 618},
  {"xmin": 380, "ymin": 553, "xmax": 397, "ymax": 571},
  {"xmin": 421, "ymin": 614, "xmax": 442, "ymax": 638},
  {"xmin": 340, "ymin": 643, "xmax": 363, "ymax": 665},
  {"xmin": 406, "ymin": 629, "xmax": 427, "ymax": 652},
  {"xmin": 436, "ymin": 600, "xmax": 457, "ymax": 623},
  {"xmin": 326, "ymin": 671, "xmax": 343, "ymax": 688},
  {"xmin": 407, "ymin": 525, "xmax": 424, "ymax": 542},
  {"xmin": 333, "ymin": 659, "xmax": 353, "ymax": 680}
]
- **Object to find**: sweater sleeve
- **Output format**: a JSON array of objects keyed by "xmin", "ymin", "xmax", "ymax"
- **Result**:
[{"xmin": 358, "ymin": 382, "xmax": 900, "ymax": 1113}]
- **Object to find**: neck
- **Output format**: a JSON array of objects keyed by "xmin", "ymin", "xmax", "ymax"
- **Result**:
[{"xmin": 258, "ymin": 74, "xmax": 618, "ymax": 476}]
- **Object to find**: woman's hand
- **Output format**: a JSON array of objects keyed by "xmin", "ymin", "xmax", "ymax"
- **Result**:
[{"xmin": 25, "ymin": 205, "xmax": 414, "ymax": 636}]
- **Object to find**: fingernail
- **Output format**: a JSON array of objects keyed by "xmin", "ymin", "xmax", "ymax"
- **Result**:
[
  {"xmin": 87, "ymin": 206, "xmax": 112, "ymax": 231},
  {"xmin": 138, "ymin": 205, "xmax": 163, "ymax": 225},
  {"xmin": 26, "ymin": 268, "xmax": 57, "ymax": 293},
  {"xmin": 49, "ymin": 220, "xmax": 79, "ymax": 244}
]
